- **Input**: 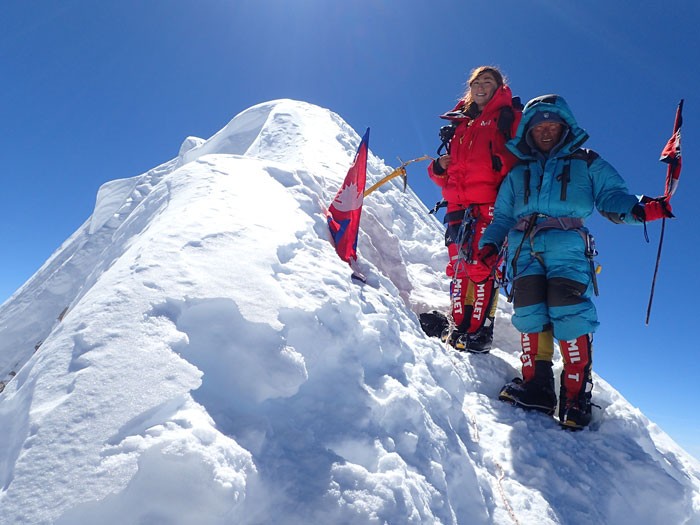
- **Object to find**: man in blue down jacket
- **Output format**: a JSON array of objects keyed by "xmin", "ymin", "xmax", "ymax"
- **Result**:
[{"xmin": 478, "ymin": 94, "xmax": 673, "ymax": 429}]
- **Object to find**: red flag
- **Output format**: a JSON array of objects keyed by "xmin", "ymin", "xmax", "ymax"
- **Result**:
[
  {"xmin": 660, "ymin": 99, "xmax": 683, "ymax": 198},
  {"xmin": 327, "ymin": 128, "xmax": 370, "ymax": 264}
]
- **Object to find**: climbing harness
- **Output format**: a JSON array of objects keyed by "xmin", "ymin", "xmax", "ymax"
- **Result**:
[{"xmin": 508, "ymin": 214, "xmax": 600, "ymax": 301}]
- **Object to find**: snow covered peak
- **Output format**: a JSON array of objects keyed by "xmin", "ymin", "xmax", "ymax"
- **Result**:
[
  {"xmin": 179, "ymin": 99, "xmax": 361, "ymax": 178},
  {"xmin": 0, "ymin": 100, "xmax": 699, "ymax": 524}
]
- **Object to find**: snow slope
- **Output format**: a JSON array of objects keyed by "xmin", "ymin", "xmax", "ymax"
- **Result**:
[{"xmin": 0, "ymin": 99, "xmax": 698, "ymax": 524}]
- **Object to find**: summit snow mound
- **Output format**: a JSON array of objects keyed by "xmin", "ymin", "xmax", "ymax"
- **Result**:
[
  {"xmin": 0, "ymin": 99, "xmax": 698, "ymax": 525},
  {"xmin": 179, "ymin": 99, "xmax": 364, "ymax": 177}
]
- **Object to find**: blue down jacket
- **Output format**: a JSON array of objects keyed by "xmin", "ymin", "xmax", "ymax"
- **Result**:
[{"xmin": 480, "ymin": 95, "xmax": 641, "ymax": 340}]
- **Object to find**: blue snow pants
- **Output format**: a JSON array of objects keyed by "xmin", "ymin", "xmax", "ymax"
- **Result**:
[{"xmin": 508, "ymin": 227, "xmax": 599, "ymax": 341}]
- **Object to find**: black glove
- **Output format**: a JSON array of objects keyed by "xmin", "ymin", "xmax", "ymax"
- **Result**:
[{"xmin": 432, "ymin": 158, "xmax": 446, "ymax": 175}]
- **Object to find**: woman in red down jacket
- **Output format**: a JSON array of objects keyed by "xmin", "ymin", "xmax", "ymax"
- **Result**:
[{"xmin": 428, "ymin": 65, "xmax": 521, "ymax": 353}]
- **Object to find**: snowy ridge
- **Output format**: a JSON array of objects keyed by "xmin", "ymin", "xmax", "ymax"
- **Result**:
[{"xmin": 0, "ymin": 100, "xmax": 698, "ymax": 524}]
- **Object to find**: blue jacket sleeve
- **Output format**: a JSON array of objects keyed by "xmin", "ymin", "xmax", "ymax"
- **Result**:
[{"xmin": 590, "ymin": 157, "xmax": 640, "ymax": 224}]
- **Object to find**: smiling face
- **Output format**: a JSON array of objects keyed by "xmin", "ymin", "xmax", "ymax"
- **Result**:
[
  {"xmin": 470, "ymin": 73, "xmax": 498, "ymax": 110},
  {"xmin": 530, "ymin": 122, "xmax": 565, "ymax": 153}
]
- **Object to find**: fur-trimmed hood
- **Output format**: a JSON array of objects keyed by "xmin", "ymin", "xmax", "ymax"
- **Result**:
[{"xmin": 507, "ymin": 94, "xmax": 589, "ymax": 160}]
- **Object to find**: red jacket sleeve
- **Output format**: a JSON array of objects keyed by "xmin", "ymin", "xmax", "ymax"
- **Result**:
[{"xmin": 427, "ymin": 159, "xmax": 448, "ymax": 187}]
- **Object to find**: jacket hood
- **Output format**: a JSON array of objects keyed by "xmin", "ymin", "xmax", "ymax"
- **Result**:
[{"xmin": 507, "ymin": 94, "xmax": 589, "ymax": 160}]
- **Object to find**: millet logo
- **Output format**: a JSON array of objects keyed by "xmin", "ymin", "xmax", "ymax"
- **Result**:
[
  {"xmin": 521, "ymin": 333, "xmax": 533, "ymax": 368},
  {"xmin": 472, "ymin": 282, "xmax": 486, "ymax": 320},
  {"xmin": 452, "ymin": 279, "xmax": 463, "ymax": 316}
]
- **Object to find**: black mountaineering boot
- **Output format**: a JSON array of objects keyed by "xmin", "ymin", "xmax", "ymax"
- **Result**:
[
  {"xmin": 463, "ymin": 318, "xmax": 494, "ymax": 354},
  {"xmin": 558, "ymin": 382, "xmax": 593, "ymax": 430},
  {"xmin": 499, "ymin": 361, "xmax": 557, "ymax": 415}
]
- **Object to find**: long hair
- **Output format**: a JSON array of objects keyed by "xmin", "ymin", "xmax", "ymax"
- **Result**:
[{"xmin": 461, "ymin": 66, "xmax": 506, "ymax": 107}]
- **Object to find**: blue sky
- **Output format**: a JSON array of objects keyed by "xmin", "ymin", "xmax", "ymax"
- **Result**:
[{"xmin": 2, "ymin": 1, "xmax": 698, "ymax": 456}]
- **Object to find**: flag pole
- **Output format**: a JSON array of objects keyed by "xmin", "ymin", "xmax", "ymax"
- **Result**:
[
  {"xmin": 645, "ymin": 217, "xmax": 665, "ymax": 325},
  {"xmin": 645, "ymin": 99, "xmax": 683, "ymax": 325}
]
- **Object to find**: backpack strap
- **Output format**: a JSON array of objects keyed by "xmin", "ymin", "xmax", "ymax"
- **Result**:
[
  {"xmin": 556, "ymin": 149, "xmax": 599, "ymax": 201},
  {"xmin": 557, "ymin": 160, "xmax": 571, "ymax": 201},
  {"xmin": 496, "ymin": 96, "xmax": 524, "ymax": 141},
  {"xmin": 490, "ymin": 96, "xmax": 523, "ymax": 170},
  {"xmin": 523, "ymin": 165, "xmax": 531, "ymax": 204},
  {"xmin": 566, "ymin": 148, "xmax": 599, "ymax": 167},
  {"xmin": 497, "ymin": 106, "xmax": 515, "ymax": 141},
  {"xmin": 512, "ymin": 96, "xmax": 524, "ymax": 111}
]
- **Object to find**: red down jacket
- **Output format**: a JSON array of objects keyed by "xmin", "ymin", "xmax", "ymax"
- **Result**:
[{"xmin": 428, "ymin": 85, "xmax": 522, "ymax": 205}]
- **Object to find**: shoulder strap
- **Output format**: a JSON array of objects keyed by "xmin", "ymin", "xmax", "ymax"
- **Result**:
[
  {"xmin": 566, "ymin": 148, "xmax": 599, "ymax": 167},
  {"xmin": 556, "ymin": 149, "xmax": 599, "ymax": 201},
  {"xmin": 511, "ymin": 96, "xmax": 524, "ymax": 111}
]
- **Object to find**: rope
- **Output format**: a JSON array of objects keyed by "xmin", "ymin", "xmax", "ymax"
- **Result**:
[
  {"xmin": 445, "ymin": 353, "xmax": 520, "ymax": 525},
  {"xmin": 495, "ymin": 462, "xmax": 521, "ymax": 525}
]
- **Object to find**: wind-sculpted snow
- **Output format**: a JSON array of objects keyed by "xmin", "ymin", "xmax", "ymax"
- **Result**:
[
  {"xmin": 0, "ymin": 99, "xmax": 698, "ymax": 524},
  {"xmin": 0, "ymin": 157, "xmax": 180, "ymax": 385}
]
